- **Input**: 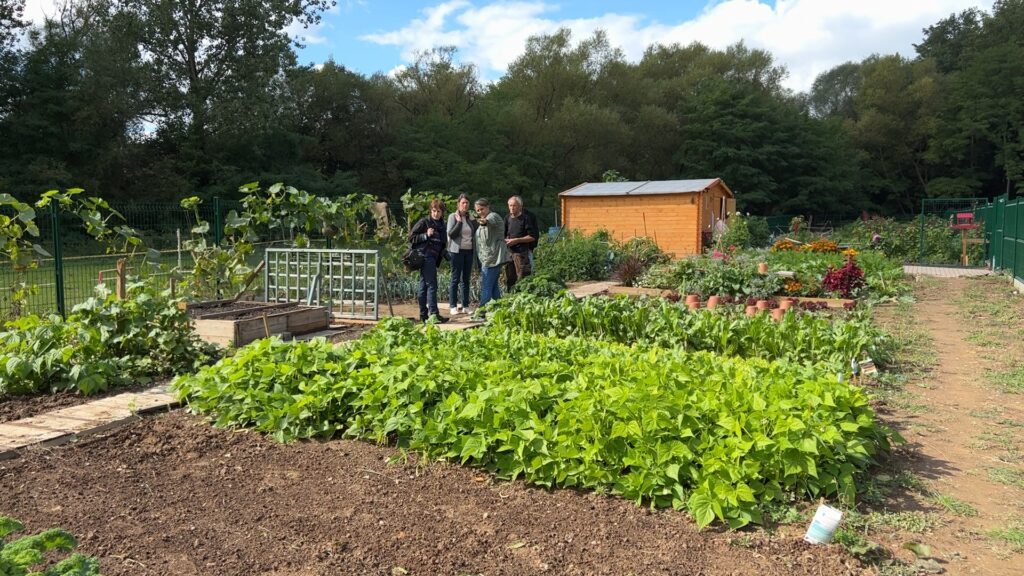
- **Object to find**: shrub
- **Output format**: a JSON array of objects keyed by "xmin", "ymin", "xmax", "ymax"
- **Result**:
[
  {"xmin": 534, "ymin": 229, "xmax": 614, "ymax": 283},
  {"xmin": 718, "ymin": 216, "xmax": 752, "ymax": 249},
  {"xmin": 614, "ymin": 236, "xmax": 671, "ymax": 267},
  {"xmin": 747, "ymin": 216, "xmax": 771, "ymax": 248}
]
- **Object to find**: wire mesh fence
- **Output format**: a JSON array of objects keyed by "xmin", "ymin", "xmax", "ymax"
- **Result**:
[{"xmin": 916, "ymin": 198, "xmax": 991, "ymax": 266}]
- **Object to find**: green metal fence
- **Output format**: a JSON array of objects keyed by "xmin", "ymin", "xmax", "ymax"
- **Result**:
[
  {"xmin": 0, "ymin": 199, "xmax": 231, "ymax": 318},
  {"xmin": 980, "ymin": 193, "xmax": 1024, "ymax": 286}
]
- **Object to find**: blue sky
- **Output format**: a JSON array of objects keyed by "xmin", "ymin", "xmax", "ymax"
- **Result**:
[
  {"xmin": 24, "ymin": 0, "xmax": 995, "ymax": 92},
  {"xmin": 295, "ymin": 1, "xmax": 707, "ymax": 75},
  {"xmin": 290, "ymin": 0, "xmax": 993, "ymax": 91}
]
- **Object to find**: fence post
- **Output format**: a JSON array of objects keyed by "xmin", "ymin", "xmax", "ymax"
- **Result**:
[
  {"xmin": 1016, "ymin": 198, "xmax": 1021, "ymax": 283},
  {"xmin": 213, "ymin": 195, "xmax": 223, "ymax": 247},
  {"xmin": 919, "ymin": 200, "xmax": 926, "ymax": 264},
  {"xmin": 50, "ymin": 204, "xmax": 66, "ymax": 317}
]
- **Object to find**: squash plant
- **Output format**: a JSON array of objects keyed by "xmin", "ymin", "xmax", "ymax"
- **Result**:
[{"xmin": 0, "ymin": 282, "xmax": 213, "ymax": 397}]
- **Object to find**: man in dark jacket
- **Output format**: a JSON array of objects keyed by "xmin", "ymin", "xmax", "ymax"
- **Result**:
[
  {"xmin": 408, "ymin": 199, "xmax": 448, "ymax": 323},
  {"xmin": 504, "ymin": 195, "xmax": 538, "ymax": 291}
]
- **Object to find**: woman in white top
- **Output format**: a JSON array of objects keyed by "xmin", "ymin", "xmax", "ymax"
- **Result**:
[{"xmin": 446, "ymin": 193, "xmax": 478, "ymax": 315}]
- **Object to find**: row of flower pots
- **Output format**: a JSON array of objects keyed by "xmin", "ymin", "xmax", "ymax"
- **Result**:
[{"xmin": 682, "ymin": 293, "xmax": 803, "ymax": 320}]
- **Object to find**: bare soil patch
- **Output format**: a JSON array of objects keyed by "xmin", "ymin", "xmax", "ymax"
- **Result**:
[{"xmin": 0, "ymin": 411, "xmax": 864, "ymax": 576}]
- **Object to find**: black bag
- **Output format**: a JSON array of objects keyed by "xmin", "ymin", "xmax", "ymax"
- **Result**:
[{"xmin": 402, "ymin": 246, "xmax": 425, "ymax": 271}]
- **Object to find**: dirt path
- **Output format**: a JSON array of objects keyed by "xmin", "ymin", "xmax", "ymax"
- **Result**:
[{"xmin": 873, "ymin": 276, "xmax": 1024, "ymax": 575}]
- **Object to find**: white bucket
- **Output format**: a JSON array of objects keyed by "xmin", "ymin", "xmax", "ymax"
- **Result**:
[{"xmin": 804, "ymin": 504, "xmax": 843, "ymax": 544}]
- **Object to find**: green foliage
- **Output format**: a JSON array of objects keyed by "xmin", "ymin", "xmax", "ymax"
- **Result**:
[
  {"xmin": 533, "ymin": 230, "xmax": 614, "ymax": 283},
  {"xmin": 1, "ymin": 188, "xmax": 149, "ymax": 317},
  {"xmin": 765, "ymin": 249, "xmax": 908, "ymax": 300},
  {"xmin": 0, "ymin": 515, "xmax": 102, "ymax": 576},
  {"xmin": 174, "ymin": 318, "xmax": 896, "ymax": 529},
  {"xmin": 833, "ymin": 216, "xmax": 985, "ymax": 265},
  {"xmin": 238, "ymin": 182, "xmax": 378, "ymax": 247},
  {"xmin": 613, "ymin": 236, "xmax": 670, "ymax": 267},
  {"xmin": 486, "ymin": 292, "xmax": 892, "ymax": 369},
  {"xmin": 178, "ymin": 196, "xmax": 253, "ymax": 300},
  {"xmin": 635, "ymin": 253, "xmax": 783, "ymax": 299},
  {"xmin": 746, "ymin": 216, "xmax": 771, "ymax": 248},
  {"xmin": 400, "ymin": 189, "xmax": 456, "ymax": 232},
  {"xmin": 717, "ymin": 216, "xmax": 752, "ymax": 249},
  {"xmin": 509, "ymin": 273, "xmax": 565, "ymax": 298},
  {"xmin": 0, "ymin": 282, "xmax": 212, "ymax": 397}
]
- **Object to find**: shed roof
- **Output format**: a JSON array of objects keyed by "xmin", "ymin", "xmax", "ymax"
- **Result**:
[{"xmin": 559, "ymin": 179, "xmax": 727, "ymax": 197}]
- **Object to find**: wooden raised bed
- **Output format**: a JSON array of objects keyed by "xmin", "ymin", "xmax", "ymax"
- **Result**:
[{"xmin": 189, "ymin": 301, "xmax": 330, "ymax": 347}]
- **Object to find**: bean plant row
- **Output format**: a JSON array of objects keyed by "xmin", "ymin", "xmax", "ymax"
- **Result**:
[
  {"xmin": 484, "ymin": 293, "xmax": 891, "ymax": 369},
  {"xmin": 173, "ymin": 318, "xmax": 897, "ymax": 528}
]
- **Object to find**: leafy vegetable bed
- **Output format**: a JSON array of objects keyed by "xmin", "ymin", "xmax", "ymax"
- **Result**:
[
  {"xmin": 174, "ymin": 318, "xmax": 895, "ymax": 528},
  {"xmin": 486, "ymin": 293, "xmax": 890, "ymax": 368}
]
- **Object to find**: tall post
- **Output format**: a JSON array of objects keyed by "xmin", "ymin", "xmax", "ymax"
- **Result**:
[
  {"xmin": 50, "ymin": 204, "xmax": 66, "ymax": 317},
  {"xmin": 918, "ymin": 200, "xmax": 926, "ymax": 264},
  {"xmin": 213, "ymin": 195, "xmax": 223, "ymax": 247}
]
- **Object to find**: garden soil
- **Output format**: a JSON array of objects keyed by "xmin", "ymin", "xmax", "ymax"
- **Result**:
[
  {"xmin": 0, "ymin": 410, "xmax": 863, "ymax": 576},
  {"xmin": 871, "ymin": 276, "xmax": 1024, "ymax": 576}
]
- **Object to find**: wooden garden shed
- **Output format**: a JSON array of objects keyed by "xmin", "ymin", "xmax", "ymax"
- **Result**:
[{"xmin": 559, "ymin": 179, "xmax": 736, "ymax": 257}]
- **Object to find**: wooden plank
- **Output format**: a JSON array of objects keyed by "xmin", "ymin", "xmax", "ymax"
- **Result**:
[{"xmin": 0, "ymin": 384, "xmax": 178, "ymax": 458}]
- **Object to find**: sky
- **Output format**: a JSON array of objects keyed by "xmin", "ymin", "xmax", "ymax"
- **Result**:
[{"xmin": 24, "ymin": 0, "xmax": 995, "ymax": 92}]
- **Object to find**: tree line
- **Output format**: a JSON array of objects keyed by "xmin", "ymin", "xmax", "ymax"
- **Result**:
[{"xmin": 0, "ymin": 0, "xmax": 1020, "ymax": 223}]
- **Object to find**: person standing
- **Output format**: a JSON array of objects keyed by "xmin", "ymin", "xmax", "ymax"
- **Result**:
[
  {"xmin": 446, "ymin": 193, "xmax": 477, "ymax": 315},
  {"xmin": 408, "ymin": 199, "xmax": 448, "ymax": 323},
  {"xmin": 504, "ymin": 195, "xmax": 539, "ymax": 291},
  {"xmin": 474, "ymin": 198, "xmax": 510, "ymax": 310}
]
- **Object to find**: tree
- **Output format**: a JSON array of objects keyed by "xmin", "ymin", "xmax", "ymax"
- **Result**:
[
  {"xmin": 117, "ymin": 0, "xmax": 334, "ymax": 188},
  {"xmin": 914, "ymin": 8, "xmax": 983, "ymax": 74},
  {"xmin": 807, "ymin": 62, "xmax": 861, "ymax": 120},
  {"xmin": 0, "ymin": 0, "xmax": 24, "ymax": 49}
]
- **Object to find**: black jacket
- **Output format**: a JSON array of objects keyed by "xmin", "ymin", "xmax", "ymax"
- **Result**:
[{"xmin": 409, "ymin": 216, "xmax": 448, "ymax": 260}]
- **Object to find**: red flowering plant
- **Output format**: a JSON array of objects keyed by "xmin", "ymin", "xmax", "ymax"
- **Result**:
[{"xmin": 822, "ymin": 255, "xmax": 866, "ymax": 298}]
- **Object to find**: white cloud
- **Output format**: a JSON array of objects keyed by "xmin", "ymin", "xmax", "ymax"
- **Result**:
[
  {"xmin": 361, "ymin": 0, "xmax": 995, "ymax": 92},
  {"xmin": 22, "ymin": 0, "xmax": 61, "ymax": 25}
]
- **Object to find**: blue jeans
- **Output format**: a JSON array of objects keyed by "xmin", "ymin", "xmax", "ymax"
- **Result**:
[
  {"xmin": 417, "ymin": 255, "xmax": 440, "ymax": 319},
  {"xmin": 448, "ymin": 249, "xmax": 473, "ymax": 308},
  {"xmin": 479, "ymin": 264, "xmax": 502, "ymax": 309}
]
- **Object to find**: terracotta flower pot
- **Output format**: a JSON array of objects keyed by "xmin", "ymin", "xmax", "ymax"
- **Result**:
[
  {"xmin": 756, "ymin": 299, "xmax": 770, "ymax": 311},
  {"xmin": 685, "ymin": 294, "xmax": 700, "ymax": 305},
  {"xmin": 779, "ymin": 299, "xmax": 793, "ymax": 310},
  {"xmin": 771, "ymin": 308, "xmax": 786, "ymax": 322},
  {"xmin": 687, "ymin": 301, "xmax": 700, "ymax": 311},
  {"xmin": 744, "ymin": 305, "xmax": 757, "ymax": 317},
  {"xmin": 758, "ymin": 262, "xmax": 769, "ymax": 275},
  {"xmin": 706, "ymin": 295, "xmax": 720, "ymax": 309}
]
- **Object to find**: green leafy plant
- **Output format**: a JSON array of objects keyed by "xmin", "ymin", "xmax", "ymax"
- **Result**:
[
  {"xmin": 485, "ymin": 292, "xmax": 892, "ymax": 369},
  {"xmin": 533, "ymin": 230, "xmax": 614, "ymax": 283},
  {"xmin": 174, "ymin": 317, "xmax": 897, "ymax": 529},
  {"xmin": 0, "ymin": 516, "xmax": 102, "ymax": 575},
  {"xmin": 178, "ymin": 196, "xmax": 254, "ymax": 299},
  {"xmin": 509, "ymin": 273, "xmax": 565, "ymax": 297},
  {"xmin": 0, "ymin": 282, "xmax": 212, "ymax": 397}
]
